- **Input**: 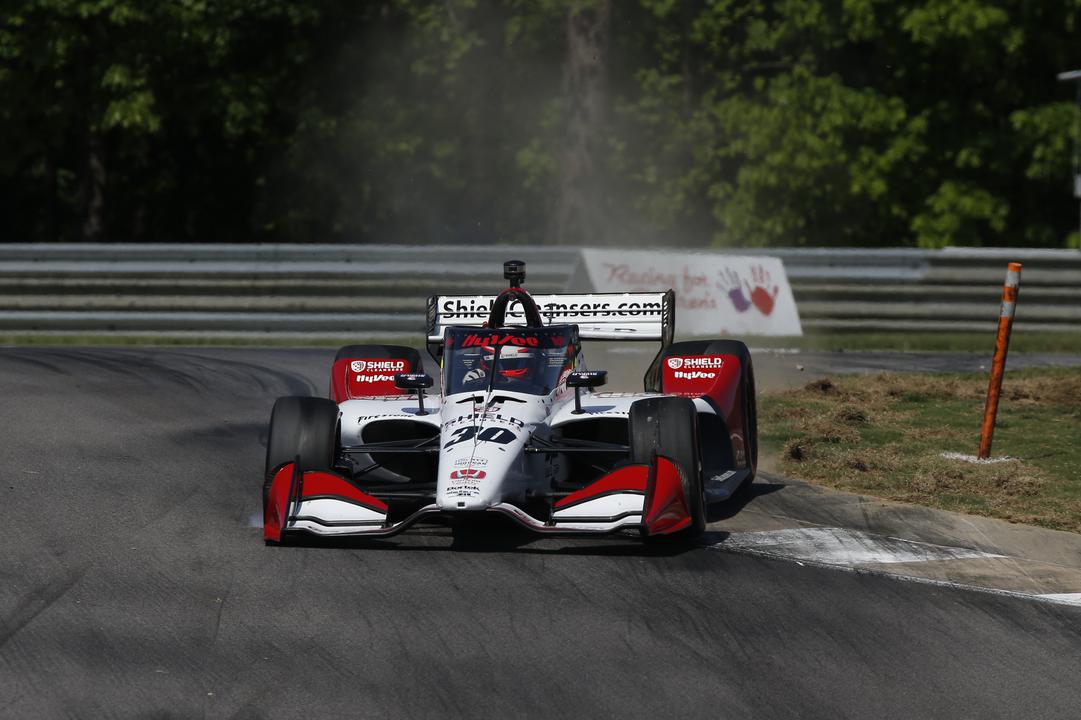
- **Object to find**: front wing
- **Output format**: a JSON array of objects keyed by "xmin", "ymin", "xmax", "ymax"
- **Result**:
[{"xmin": 263, "ymin": 454, "xmax": 693, "ymax": 542}]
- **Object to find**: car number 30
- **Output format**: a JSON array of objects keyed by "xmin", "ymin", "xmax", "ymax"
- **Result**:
[{"xmin": 444, "ymin": 426, "xmax": 517, "ymax": 448}]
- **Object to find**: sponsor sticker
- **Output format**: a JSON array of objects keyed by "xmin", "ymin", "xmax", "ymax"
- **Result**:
[
  {"xmin": 450, "ymin": 469, "xmax": 486, "ymax": 480},
  {"xmin": 454, "ymin": 456, "xmax": 489, "ymax": 467},
  {"xmin": 440, "ymin": 296, "xmax": 663, "ymax": 321},
  {"xmin": 667, "ymin": 356, "xmax": 724, "ymax": 370},
  {"xmin": 356, "ymin": 374, "xmax": 397, "ymax": 383},
  {"xmin": 350, "ymin": 359, "xmax": 408, "ymax": 373},
  {"xmin": 462, "ymin": 333, "xmax": 540, "ymax": 348},
  {"xmin": 674, "ymin": 370, "xmax": 717, "ymax": 380}
]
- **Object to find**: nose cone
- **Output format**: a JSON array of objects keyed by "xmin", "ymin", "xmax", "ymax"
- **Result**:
[{"xmin": 437, "ymin": 420, "xmax": 528, "ymax": 511}]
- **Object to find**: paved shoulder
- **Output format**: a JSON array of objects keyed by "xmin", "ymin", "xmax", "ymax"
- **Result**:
[{"xmin": 715, "ymin": 473, "xmax": 1081, "ymax": 604}]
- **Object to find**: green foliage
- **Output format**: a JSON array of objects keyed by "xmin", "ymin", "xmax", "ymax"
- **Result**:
[{"xmin": 0, "ymin": 0, "xmax": 1078, "ymax": 246}]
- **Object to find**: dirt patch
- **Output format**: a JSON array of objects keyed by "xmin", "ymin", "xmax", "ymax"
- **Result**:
[
  {"xmin": 804, "ymin": 378, "xmax": 837, "ymax": 394},
  {"xmin": 759, "ymin": 367, "xmax": 1081, "ymax": 533},
  {"xmin": 835, "ymin": 405, "xmax": 868, "ymax": 425}
]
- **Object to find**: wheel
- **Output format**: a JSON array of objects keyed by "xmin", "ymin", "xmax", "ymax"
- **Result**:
[
  {"xmin": 660, "ymin": 338, "xmax": 757, "ymax": 488},
  {"xmin": 743, "ymin": 361, "xmax": 758, "ymax": 487},
  {"xmin": 263, "ymin": 396, "xmax": 340, "ymax": 502},
  {"xmin": 714, "ymin": 341, "xmax": 757, "ymax": 489},
  {"xmin": 629, "ymin": 396, "xmax": 705, "ymax": 539}
]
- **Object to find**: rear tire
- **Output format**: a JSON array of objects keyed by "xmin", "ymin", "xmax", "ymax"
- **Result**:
[
  {"xmin": 743, "ymin": 362, "xmax": 758, "ymax": 488},
  {"xmin": 263, "ymin": 396, "xmax": 340, "ymax": 502},
  {"xmin": 661, "ymin": 338, "xmax": 758, "ymax": 489},
  {"xmin": 629, "ymin": 396, "xmax": 705, "ymax": 539}
]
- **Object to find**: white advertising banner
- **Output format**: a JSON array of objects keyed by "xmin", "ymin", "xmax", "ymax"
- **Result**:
[{"xmin": 580, "ymin": 249, "xmax": 802, "ymax": 336}]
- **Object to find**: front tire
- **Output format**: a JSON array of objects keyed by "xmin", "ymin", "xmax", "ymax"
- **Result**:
[
  {"xmin": 629, "ymin": 396, "xmax": 705, "ymax": 539},
  {"xmin": 263, "ymin": 396, "xmax": 340, "ymax": 502}
]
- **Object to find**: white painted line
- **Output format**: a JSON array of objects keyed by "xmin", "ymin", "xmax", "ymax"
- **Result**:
[
  {"xmin": 747, "ymin": 347, "xmax": 802, "ymax": 355},
  {"xmin": 719, "ymin": 527, "xmax": 1003, "ymax": 566},
  {"xmin": 711, "ymin": 540, "xmax": 1081, "ymax": 610},
  {"xmin": 1038, "ymin": 593, "xmax": 1081, "ymax": 607}
]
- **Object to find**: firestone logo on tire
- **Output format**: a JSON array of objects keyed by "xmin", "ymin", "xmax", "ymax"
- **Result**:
[
  {"xmin": 668, "ymin": 356, "xmax": 724, "ymax": 370},
  {"xmin": 351, "ymin": 359, "xmax": 407, "ymax": 373}
]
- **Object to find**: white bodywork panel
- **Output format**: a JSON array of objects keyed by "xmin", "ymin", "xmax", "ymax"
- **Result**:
[
  {"xmin": 550, "ymin": 493, "xmax": 645, "ymax": 521},
  {"xmin": 332, "ymin": 388, "xmax": 719, "ymax": 518},
  {"xmin": 293, "ymin": 498, "xmax": 386, "ymax": 527}
]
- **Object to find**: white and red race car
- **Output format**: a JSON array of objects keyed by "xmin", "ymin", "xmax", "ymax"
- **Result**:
[{"xmin": 262, "ymin": 260, "xmax": 757, "ymax": 544}]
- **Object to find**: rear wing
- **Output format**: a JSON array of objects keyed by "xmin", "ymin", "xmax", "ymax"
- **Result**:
[
  {"xmin": 426, "ymin": 291, "xmax": 675, "ymax": 344},
  {"xmin": 426, "ymin": 291, "xmax": 675, "ymax": 390}
]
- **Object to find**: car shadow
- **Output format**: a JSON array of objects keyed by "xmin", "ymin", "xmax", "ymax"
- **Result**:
[
  {"xmin": 277, "ymin": 515, "xmax": 700, "ymax": 557},
  {"xmin": 706, "ymin": 480, "xmax": 786, "ymax": 524}
]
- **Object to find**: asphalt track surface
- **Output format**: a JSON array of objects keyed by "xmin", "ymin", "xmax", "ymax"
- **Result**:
[{"xmin": 2, "ymin": 347, "xmax": 1081, "ymax": 719}]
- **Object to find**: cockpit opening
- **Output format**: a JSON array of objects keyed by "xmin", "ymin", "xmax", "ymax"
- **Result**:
[{"xmin": 443, "ymin": 325, "xmax": 580, "ymax": 396}]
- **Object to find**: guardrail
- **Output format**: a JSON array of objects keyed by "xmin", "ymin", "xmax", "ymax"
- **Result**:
[{"xmin": 0, "ymin": 244, "xmax": 1078, "ymax": 338}]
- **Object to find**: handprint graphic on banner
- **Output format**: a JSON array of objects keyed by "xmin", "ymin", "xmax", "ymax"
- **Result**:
[
  {"xmin": 581, "ymin": 249, "xmax": 802, "ymax": 336},
  {"xmin": 716, "ymin": 267, "xmax": 752, "ymax": 313},
  {"xmin": 746, "ymin": 264, "xmax": 780, "ymax": 316}
]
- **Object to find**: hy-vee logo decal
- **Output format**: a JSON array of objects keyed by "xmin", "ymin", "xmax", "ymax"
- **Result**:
[
  {"xmin": 461, "ymin": 333, "xmax": 541, "ymax": 348},
  {"xmin": 674, "ymin": 370, "xmax": 717, "ymax": 380}
]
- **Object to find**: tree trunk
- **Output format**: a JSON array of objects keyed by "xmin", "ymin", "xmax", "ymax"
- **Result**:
[
  {"xmin": 553, "ymin": 0, "xmax": 611, "ymax": 246},
  {"xmin": 82, "ymin": 132, "xmax": 106, "ymax": 242},
  {"xmin": 45, "ymin": 151, "xmax": 59, "ymax": 243}
]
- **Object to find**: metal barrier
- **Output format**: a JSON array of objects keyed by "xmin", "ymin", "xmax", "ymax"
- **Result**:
[{"xmin": 0, "ymin": 244, "xmax": 1078, "ymax": 338}]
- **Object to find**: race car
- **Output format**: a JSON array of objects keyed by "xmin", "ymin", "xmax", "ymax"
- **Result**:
[{"xmin": 262, "ymin": 260, "xmax": 757, "ymax": 544}]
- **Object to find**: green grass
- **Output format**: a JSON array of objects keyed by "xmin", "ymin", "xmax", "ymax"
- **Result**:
[{"xmin": 759, "ymin": 368, "xmax": 1081, "ymax": 532}]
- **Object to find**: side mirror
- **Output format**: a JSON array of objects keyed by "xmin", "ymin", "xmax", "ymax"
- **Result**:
[
  {"xmin": 567, "ymin": 370, "xmax": 607, "ymax": 389},
  {"xmin": 395, "ymin": 373, "xmax": 433, "ymax": 415},
  {"xmin": 395, "ymin": 373, "xmax": 433, "ymax": 390},
  {"xmin": 567, "ymin": 370, "xmax": 607, "ymax": 413}
]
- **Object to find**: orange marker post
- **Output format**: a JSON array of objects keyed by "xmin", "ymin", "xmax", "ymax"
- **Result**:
[{"xmin": 978, "ymin": 262, "xmax": 1022, "ymax": 459}]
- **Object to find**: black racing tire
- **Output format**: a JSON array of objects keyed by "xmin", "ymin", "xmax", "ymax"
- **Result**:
[
  {"xmin": 629, "ymin": 396, "xmax": 705, "ymax": 539},
  {"xmin": 706, "ymin": 340, "xmax": 757, "ymax": 489},
  {"xmin": 263, "ymin": 396, "xmax": 340, "ymax": 496},
  {"xmin": 743, "ymin": 361, "xmax": 758, "ymax": 486}
]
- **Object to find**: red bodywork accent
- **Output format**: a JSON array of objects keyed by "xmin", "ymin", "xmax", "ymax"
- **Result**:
[
  {"xmin": 661, "ymin": 353, "xmax": 748, "ymax": 466},
  {"xmin": 554, "ymin": 465, "xmax": 649, "ymax": 509},
  {"xmin": 552, "ymin": 458, "xmax": 691, "ymax": 535},
  {"xmin": 263, "ymin": 463, "xmax": 389, "ymax": 542},
  {"xmin": 661, "ymin": 355, "xmax": 739, "ymax": 404},
  {"xmin": 330, "ymin": 357, "xmax": 414, "ymax": 403},
  {"xmin": 642, "ymin": 455, "xmax": 692, "ymax": 535}
]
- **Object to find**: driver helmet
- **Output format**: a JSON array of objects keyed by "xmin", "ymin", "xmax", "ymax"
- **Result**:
[{"xmin": 481, "ymin": 344, "xmax": 535, "ymax": 378}]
